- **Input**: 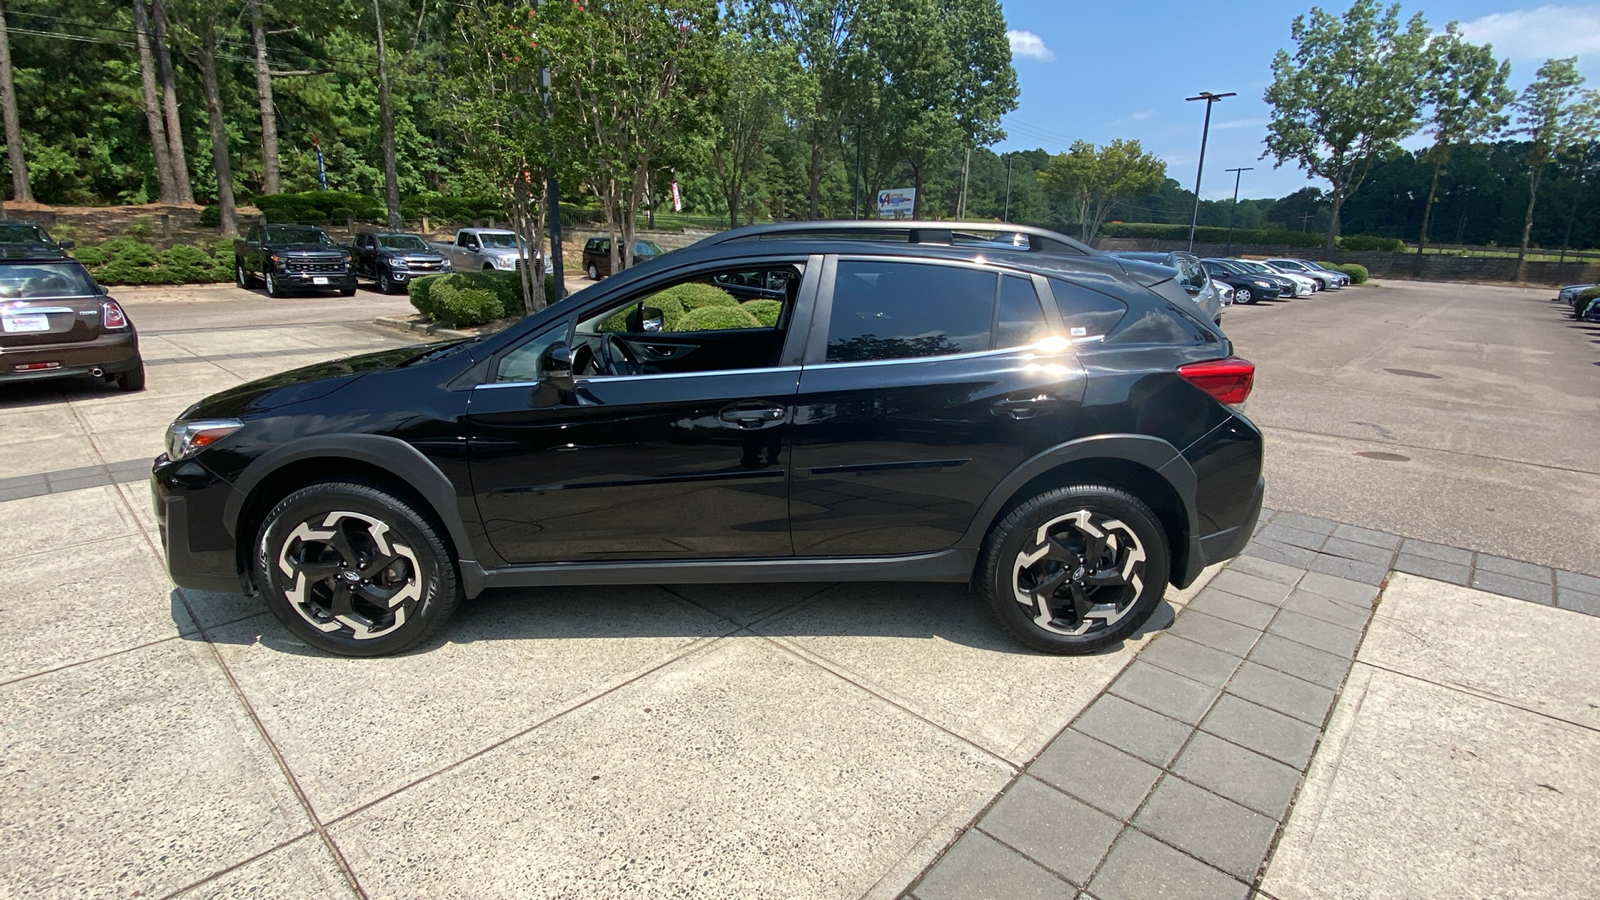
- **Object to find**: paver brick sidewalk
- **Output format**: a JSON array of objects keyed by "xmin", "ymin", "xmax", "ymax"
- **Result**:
[{"xmin": 899, "ymin": 508, "xmax": 1596, "ymax": 900}]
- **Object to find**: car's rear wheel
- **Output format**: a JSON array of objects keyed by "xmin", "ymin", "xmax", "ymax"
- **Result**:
[
  {"xmin": 117, "ymin": 360, "xmax": 146, "ymax": 392},
  {"xmin": 979, "ymin": 484, "xmax": 1170, "ymax": 654},
  {"xmin": 1235, "ymin": 287, "xmax": 1253, "ymax": 304},
  {"xmin": 235, "ymin": 260, "xmax": 253, "ymax": 289},
  {"xmin": 254, "ymin": 480, "xmax": 462, "ymax": 657}
]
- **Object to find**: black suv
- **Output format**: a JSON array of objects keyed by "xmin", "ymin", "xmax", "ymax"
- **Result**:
[
  {"xmin": 350, "ymin": 231, "xmax": 452, "ymax": 293},
  {"xmin": 154, "ymin": 222, "xmax": 1263, "ymax": 657}
]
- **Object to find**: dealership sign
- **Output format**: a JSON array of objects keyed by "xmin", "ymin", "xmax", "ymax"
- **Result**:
[{"xmin": 877, "ymin": 188, "xmax": 916, "ymax": 219}]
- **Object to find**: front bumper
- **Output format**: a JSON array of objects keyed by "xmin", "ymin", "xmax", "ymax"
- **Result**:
[
  {"xmin": 151, "ymin": 454, "xmax": 248, "ymax": 593},
  {"xmin": 0, "ymin": 330, "xmax": 139, "ymax": 384},
  {"xmin": 275, "ymin": 270, "xmax": 357, "ymax": 291}
]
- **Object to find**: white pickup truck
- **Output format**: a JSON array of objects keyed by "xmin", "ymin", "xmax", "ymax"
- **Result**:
[{"xmin": 429, "ymin": 228, "xmax": 541, "ymax": 273}]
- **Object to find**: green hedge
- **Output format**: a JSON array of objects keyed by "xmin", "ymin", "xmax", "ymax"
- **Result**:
[
  {"xmin": 1100, "ymin": 222, "xmax": 1326, "ymax": 248},
  {"xmin": 410, "ymin": 270, "xmax": 557, "ymax": 326},
  {"xmin": 679, "ymin": 305, "xmax": 760, "ymax": 331},
  {"xmin": 1337, "ymin": 234, "xmax": 1405, "ymax": 252},
  {"xmin": 256, "ymin": 190, "xmax": 384, "ymax": 224},
  {"xmin": 74, "ymin": 238, "xmax": 232, "ymax": 285},
  {"xmin": 660, "ymin": 283, "xmax": 737, "ymax": 311},
  {"xmin": 1575, "ymin": 286, "xmax": 1600, "ymax": 319},
  {"xmin": 1331, "ymin": 263, "xmax": 1369, "ymax": 284},
  {"xmin": 743, "ymin": 299, "xmax": 782, "ymax": 327}
]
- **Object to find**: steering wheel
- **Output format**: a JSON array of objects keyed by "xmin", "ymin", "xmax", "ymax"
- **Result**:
[{"xmin": 596, "ymin": 333, "xmax": 642, "ymax": 376}]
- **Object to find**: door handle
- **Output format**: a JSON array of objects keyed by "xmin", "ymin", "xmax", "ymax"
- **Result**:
[
  {"xmin": 992, "ymin": 395, "xmax": 1060, "ymax": 420},
  {"xmin": 719, "ymin": 402, "xmax": 786, "ymax": 427}
]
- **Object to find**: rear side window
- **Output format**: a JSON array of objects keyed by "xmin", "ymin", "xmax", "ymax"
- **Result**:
[
  {"xmin": 1047, "ymin": 277, "xmax": 1127, "ymax": 339},
  {"xmin": 825, "ymin": 261, "xmax": 996, "ymax": 362},
  {"xmin": 996, "ymin": 275, "xmax": 1050, "ymax": 348}
]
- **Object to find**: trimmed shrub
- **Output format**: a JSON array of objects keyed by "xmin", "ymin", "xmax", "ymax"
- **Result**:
[
  {"xmin": 256, "ymin": 191, "xmax": 384, "ymax": 224},
  {"xmin": 411, "ymin": 270, "xmax": 558, "ymax": 322},
  {"xmin": 428, "ymin": 281, "xmax": 503, "ymax": 327},
  {"xmin": 156, "ymin": 245, "xmax": 215, "ymax": 282},
  {"xmin": 678, "ymin": 304, "xmax": 760, "ymax": 331},
  {"xmin": 1575, "ymin": 286, "xmax": 1600, "ymax": 320},
  {"xmin": 198, "ymin": 205, "xmax": 221, "ymax": 227},
  {"xmin": 1334, "ymin": 263, "xmax": 1369, "ymax": 284},
  {"xmin": 1337, "ymin": 234, "xmax": 1404, "ymax": 252},
  {"xmin": 742, "ymin": 299, "xmax": 782, "ymax": 327},
  {"xmin": 658, "ymin": 282, "xmax": 737, "ymax": 311}
]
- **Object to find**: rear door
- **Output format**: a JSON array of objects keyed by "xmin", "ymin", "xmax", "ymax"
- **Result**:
[{"xmin": 787, "ymin": 256, "xmax": 1087, "ymax": 557}]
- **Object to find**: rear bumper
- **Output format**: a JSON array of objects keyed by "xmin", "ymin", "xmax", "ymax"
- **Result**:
[{"xmin": 0, "ymin": 330, "xmax": 140, "ymax": 383}]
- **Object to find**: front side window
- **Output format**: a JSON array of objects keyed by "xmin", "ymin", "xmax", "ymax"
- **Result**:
[{"xmin": 825, "ymin": 261, "xmax": 995, "ymax": 363}]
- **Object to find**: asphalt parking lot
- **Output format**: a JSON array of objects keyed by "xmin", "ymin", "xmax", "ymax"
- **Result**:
[{"xmin": 2, "ymin": 277, "xmax": 1596, "ymax": 898}]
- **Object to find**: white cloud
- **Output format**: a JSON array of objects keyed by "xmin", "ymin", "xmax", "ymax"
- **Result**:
[
  {"xmin": 1007, "ymin": 29, "xmax": 1055, "ymax": 62},
  {"xmin": 1457, "ymin": 5, "xmax": 1600, "ymax": 60},
  {"xmin": 1130, "ymin": 109, "xmax": 1156, "ymax": 121},
  {"xmin": 1213, "ymin": 118, "xmax": 1268, "ymax": 130}
]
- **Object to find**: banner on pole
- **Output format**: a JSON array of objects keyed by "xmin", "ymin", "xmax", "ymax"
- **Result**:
[
  {"xmin": 313, "ymin": 134, "xmax": 328, "ymax": 191},
  {"xmin": 671, "ymin": 180, "xmax": 683, "ymax": 213}
]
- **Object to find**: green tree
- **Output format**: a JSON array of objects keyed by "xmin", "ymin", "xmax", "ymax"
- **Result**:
[
  {"xmin": 1512, "ymin": 57, "xmax": 1588, "ymax": 279},
  {"xmin": 1415, "ymin": 23, "xmax": 1511, "ymax": 268},
  {"xmin": 710, "ymin": 9, "xmax": 788, "ymax": 229},
  {"xmin": 1263, "ymin": 0, "xmax": 1431, "ymax": 255},
  {"xmin": 1038, "ymin": 139, "xmax": 1166, "ymax": 244}
]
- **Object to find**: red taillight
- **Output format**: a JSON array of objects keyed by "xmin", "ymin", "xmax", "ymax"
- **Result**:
[
  {"xmin": 102, "ymin": 300, "xmax": 128, "ymax": 329},
  {"xmin": 1179, "ymin": 357, "xmax": 1255, "ymax": 405}
]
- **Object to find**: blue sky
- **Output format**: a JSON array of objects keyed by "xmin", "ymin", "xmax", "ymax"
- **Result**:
[{"xmin": 996, "ymin": 1, "xmax": 1600, "ymax": 200}]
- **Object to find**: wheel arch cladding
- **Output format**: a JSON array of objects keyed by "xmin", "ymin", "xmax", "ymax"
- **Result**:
[
  {"xmin": 225, "ymin": 435, "xmax": 484, "ymax": 596},
  {"xmin": 964, "ymin": 435, "xmax": 1198, "ymax": 587}
]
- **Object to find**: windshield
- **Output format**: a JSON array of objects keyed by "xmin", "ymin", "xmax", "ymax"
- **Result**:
[
  {"xmin": 1235, "ymin": 260, "xmax": 1274, "ymax": 275},
  {"xmin": 377, "ymin": 234, "xmax": 430, "ymax": 251},
  {"xmin": 478, "ymin": 232, "xmax": 519, "ymax": 249},
  {"xmin": 0, "ymin": 262, "xmax": 99, "ymax": 299},
  {"xmin": 265, "ymin": 226, "xmax": 335, "ymax": 246},
  {"xmin": 0, "ymin": 223, "xmax": 51, "ymax": 244}
]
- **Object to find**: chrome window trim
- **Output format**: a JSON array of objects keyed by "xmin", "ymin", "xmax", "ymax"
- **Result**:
[{"xmin": 477, "ymin": 364, "xmax": 804, "ymax": 390}]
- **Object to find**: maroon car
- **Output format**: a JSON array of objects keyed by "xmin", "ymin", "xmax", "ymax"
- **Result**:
[{"xmin": 0, "ymin": 248, "xmax": 143, "ymax": 390}]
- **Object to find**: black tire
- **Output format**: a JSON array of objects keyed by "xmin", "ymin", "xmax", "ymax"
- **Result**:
[
  {"xmin": 1235, "ymin": 287, "xmax": 1254, "ymax": 305},
  {"xmin": 235, "ymin": 259, "xmax": 252, "ymax": 289},
  {"xmin": 117, "ymin": 360, "xmax": 146, "ymax": 392},
  {"xmin": 378, "ymin": 271, "xmax": 393, "ymax": 294},
  {"xmin": 978, "ymin": 484, "xmax": 1170, "ymax": 654},
  {"xmin": 587, "ymin": 263, "xmax": 599, "ymax": 280},
  {"xmin": 254, "ymin": 480, "xmax": 462, "ymax": 657},
  {"xmin": 265, "ymin": 270, "xmax": 283, "ymax": 298}
]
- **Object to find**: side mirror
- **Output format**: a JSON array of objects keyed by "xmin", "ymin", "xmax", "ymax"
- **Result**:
[
  {"xmin": 640, "ymin": 306, "xmax": 665, "ymax": 333},
  {"xmin": 59, "ymin": 238, "xmax": 75, "ymax": 250},
  {"xmin": 541, "ymin": 341, "xmax": 575, "ymax": 393}
]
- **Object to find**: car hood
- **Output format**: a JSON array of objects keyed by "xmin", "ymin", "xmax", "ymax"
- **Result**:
[
  {"xmin": 179, "ymin": 343, "xmax": 457, "ymax": 419},
  {"xmin": 384, "ymin": 251, "xmax": 449, "ymax": 262},
  {"xmin": 269, "ymin": 243, "xmax": 345, "ymax": 255}
]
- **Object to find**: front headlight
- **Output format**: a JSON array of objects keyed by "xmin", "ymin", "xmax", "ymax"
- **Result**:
[
  {"xmin": 389, "ymin": 257, "xmax": 409, "ymax": 270},
  {"xmin": 165, "ymin": 419, "xmax": 243, "ymax": 461},
  {"xmin": 1253, "ymin": 280, "xmax": 1274, "ymax": 288}
]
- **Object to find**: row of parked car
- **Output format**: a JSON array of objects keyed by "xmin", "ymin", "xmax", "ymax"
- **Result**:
[
  {"xmin": 1107, "ymin": 250, "xmax": 1353, "ymax": 326},
  {"xmin": 1557, "ymin": 282, "xmax": 1600, "ymax": 321}
]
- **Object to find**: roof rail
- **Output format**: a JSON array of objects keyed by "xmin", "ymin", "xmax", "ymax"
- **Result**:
[{"xmin": 699, "ymin": 220, "xmax": 1096, "ymax": 256}]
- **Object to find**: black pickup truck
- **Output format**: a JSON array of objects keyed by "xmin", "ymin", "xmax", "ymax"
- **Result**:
[
  {"xmin": 234, "ymin": 224, "xmax": 356, "ymax": 298},
  {"xmin": 350, "ymin": 231, "xmax": 452, "ymax": 294}
]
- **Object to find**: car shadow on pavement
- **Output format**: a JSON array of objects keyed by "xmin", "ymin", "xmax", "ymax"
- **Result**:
[{"xmin": 173, "ymin": 581, "xmax": 1176, "ymax": 660}]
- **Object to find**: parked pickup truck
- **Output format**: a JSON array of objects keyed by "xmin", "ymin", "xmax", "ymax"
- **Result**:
[
  {"xmin": 430, "ymin": 228, "xmax": 541, "ymax": 273},
  {"xmin": 235, "ymin": 224, "xmax": 357, "ymax": 298},
  {"xmin": 350, "ymin": 231, "xmax": 452, "ymax": 294}
]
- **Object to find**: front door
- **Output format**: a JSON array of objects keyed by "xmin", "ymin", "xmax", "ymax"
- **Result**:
[{"xmin": 466, "ymin": 257, "xmax": 817, "ymax": 564}]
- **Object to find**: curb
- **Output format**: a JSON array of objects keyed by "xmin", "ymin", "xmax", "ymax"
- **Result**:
[{"xmin": 373, "ymin": 316, "xmax": 476, "ymax": 341}]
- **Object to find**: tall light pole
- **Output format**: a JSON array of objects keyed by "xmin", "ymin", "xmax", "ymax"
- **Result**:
[
  {"xmin": 1002, "ymin": 154, "xmax": 1013, "ymax": 222},
  {"xmin": 1185, "ymin": 91, "xmax": 1234, "ymax": 251},
  {"xmin": 1222, "ymin": 166, "xmax": 1252, "ymax": 257}
]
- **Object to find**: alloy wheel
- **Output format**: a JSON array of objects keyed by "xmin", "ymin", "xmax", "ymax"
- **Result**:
[
  {"xmin": 378, "ymin": 272, "xmax": 391, "ymax": 294},
  {"xmin": 1236, "ymin": 287, "xmax": 1252, "ymax": 304},
  {"xmin": 1011, "ymin": 510, "xmax": 1146, "ymax": 636},
  {"xmin": 266, "ymin": 271, "xmax": 279, "ymax": 297},
  {"xmin": 276, "ymin": 510, "xmax": 422, "ymax": 640},
  {"xmin": 236, "ymin": 263, "xmax": 247, "ymax": 288}
]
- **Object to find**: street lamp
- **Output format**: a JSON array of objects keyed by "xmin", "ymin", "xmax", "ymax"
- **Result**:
[
  {"xmin": 1186, "ymin": 91, "xmax": 1235, "ymax": 251},
  {"xmin": 1223, "ymin": 166, "xmax": 1253, "ymax": 257}
]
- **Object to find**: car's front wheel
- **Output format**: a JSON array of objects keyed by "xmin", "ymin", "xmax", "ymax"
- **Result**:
[
  {"xmin": 979, "ymin": 484, "xmax": 1170, "ymax": 654},
  {"xmin": 255, "ymin": 480, "xmax": 462, "ymax": 656},
  {"xmin": 1235, "ymin": 287, "xmax": 1253, "ymax": 304},
  {"xmin": 588, "ymin": 263, "xmax": 599, "ymax": 280},
  {"xmin": 265, "ymin": 270, "xmax": 283, "ymax": 297},
  {"xmin": 378, "ymin": 271, "xmax": 393, "ymax": 294}
]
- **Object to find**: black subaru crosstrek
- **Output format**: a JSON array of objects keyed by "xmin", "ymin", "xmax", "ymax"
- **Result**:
[{"xmin": 153, "ymin": 222, "xmax": 1264, "ymax": 657}]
